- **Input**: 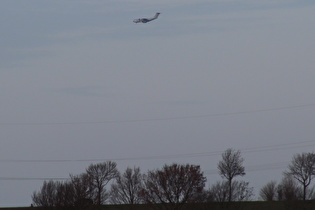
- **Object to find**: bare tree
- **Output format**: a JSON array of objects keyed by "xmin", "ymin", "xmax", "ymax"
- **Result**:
[
  {"xmin": 285, "ymin": 152, "xmax": 315, "ymax": 200},
  {"xmin": 232, "ymin": 180, "xmax": 254, "ymax": 201},
  {"xmin": 208, "ymin": 180, "xmax": 253, "ymax": 202},
  {"xmin": 140, "ymin": 163, "xmax": 206, "ymax": 210},
  {"xmin": 217, "ymin": 148, "xmax": 245, "ymax": 202},
  {"xmin": 86, "ymin": 161, "xmax": 118, "ymax": 205},
  {"xmin": 32, "ymin": 180, "xmax": 57, "ymax": 207},
  {"xmin": 259, "ymin": 181, "xmax": 277, "ymax": 201},
  {"xmin": 277, "ymin": 175, "xmax": 302, "ymax": 201},
  {"xmin": 70, "ymin": 173, "xmax": 94, "ymax": 208},
  {"xmin": 32, "ymin": 180, "xmax": 78, "ymax": 207},
  {"xmin": 54, "ymin": 181, "xmax": 75, "ymax": 207},
  {"xmin": 110, "ymin": 167, "xmax": 144, "ymax": 204},
  {"xmin": 32, "ymin": 174, "xmax": 94, "ymax": 208},
  {"xmin": 208, "ymin": 181, "xmax": 229, "ymax": 202}
]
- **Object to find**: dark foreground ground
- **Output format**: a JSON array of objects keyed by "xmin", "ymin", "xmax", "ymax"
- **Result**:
[{"xmin": 2, "ymin": 201, "xmax": 315, "ymax": 210}]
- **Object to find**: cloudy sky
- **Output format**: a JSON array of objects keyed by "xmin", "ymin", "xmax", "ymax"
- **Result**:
[{"xmin": 1, "ymin": 0, "xmax": 315, "ymax": 206}]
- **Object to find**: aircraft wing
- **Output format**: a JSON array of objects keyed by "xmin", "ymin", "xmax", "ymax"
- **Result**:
[{"xmin": 133, "ymin": 19, "xmax": 141, "ymax": 23}]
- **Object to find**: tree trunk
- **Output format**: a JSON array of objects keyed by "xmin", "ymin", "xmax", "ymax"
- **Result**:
[{"xmin": 228, "ymin": 178, "xmax": 232, "ymax": 202}]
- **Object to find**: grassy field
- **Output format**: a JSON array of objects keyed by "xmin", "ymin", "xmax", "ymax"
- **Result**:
[{"xmin": 2, "ymin": 201, "xmax": 315, "ymax": 210}]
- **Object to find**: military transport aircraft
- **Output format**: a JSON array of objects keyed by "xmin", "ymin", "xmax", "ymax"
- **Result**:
[{"xmin": 133, "ymin": 13, "xmax": 160, "ymax": 23}]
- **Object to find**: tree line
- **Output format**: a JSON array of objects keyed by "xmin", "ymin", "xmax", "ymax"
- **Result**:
[
  {"xmin": 260, "ymin": 152, "xmax": 315, "ymax": 201},
  {"xmin": 32, "ymin": 148, "xmax": 315, "ymax": 209}
]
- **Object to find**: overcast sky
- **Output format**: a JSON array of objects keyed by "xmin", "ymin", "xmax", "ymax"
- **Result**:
[{"xmin": 1, "ymin": 0, "xmax": 315, "ymax": 206}]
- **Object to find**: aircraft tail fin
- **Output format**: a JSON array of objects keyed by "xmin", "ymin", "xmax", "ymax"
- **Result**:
[{"xmin": 154, "ymin": 13, "xmax": 160, "ymax": 19}]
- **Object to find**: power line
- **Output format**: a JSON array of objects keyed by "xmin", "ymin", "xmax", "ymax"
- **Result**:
[
  {"xmin": 3, "ymin": 162, "xmax": 290, "ymax": 181},
  {"xmin": 0, "ymin": 139, "xmax": 314, "ymax": 163},
  {"xmin": 205, "ymin": 161, "xmax": 289, "ymax": 175},
  {"xmin": 1, "ymin": 102, "xmax": 315, "ymax": 126},
  {"xmin": 240, "ymin": 140, "xmax": 315, "ymax": 153},
  {"xmin": 2, "ymin": 141, "xmax": 314, "ymax": 181},
  {"xmin": 0, "ymin": 177, "xmax": 69, "ymax": 181},
  {"xmin": 245, "ymin": 162, "xmax": 289, "ymax": 172},
  {"xmin": 1, "ymin": 141, "xmax": 313, "ymax": 182}
]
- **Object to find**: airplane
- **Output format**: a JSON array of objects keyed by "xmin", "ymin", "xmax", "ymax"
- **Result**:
[{"xmin": 133, "ymin": 12, "xmax": 160, "ymax": 23}]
